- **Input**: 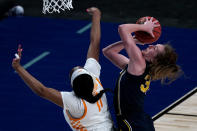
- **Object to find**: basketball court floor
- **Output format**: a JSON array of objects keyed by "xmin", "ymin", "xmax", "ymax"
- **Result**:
[
  {"xmin": 0, "ymin": 16, "xmax": 196, "ymax": 131},
  {"xmin": 154, "ymin": 91, "xmax": 197, "ymax": 131}
]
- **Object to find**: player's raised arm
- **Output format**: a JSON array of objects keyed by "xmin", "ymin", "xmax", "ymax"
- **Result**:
[
  {"xmin": 12, "ymin": 45, "xmax": 63, "ymax": 108},
  {"xmin": 102, "ymin": 41, "xmax": 129, "ymax": 70},
  {"xmin": 118, "ymin": 18, "xmax": 159, "ymax": 75},
  {"xmin": 86, "ymin": 7, "xmax": 101, "ymax": 62}
]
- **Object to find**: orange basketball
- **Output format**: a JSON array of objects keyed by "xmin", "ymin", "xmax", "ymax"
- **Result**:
[{"xmin": 135, "ymin": 16, "xmax": 161, "ymax": 43}]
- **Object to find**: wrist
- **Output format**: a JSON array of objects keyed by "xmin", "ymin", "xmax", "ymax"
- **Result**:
[
  {"xmin": 136, "ymin": 24, "xmax": 147, "ymax": 31},
  {"xmin": 93, "ymin": 13, "xmax": 101, "ymax": 18},
  {"xmin": 14, "ymin": 65, "xmax": 22, "ymax": 71}
]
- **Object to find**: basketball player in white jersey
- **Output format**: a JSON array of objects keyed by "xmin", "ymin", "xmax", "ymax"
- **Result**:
[{"xmin": 12, "ymin": 7, "xmax": 113, "ymax": 131}]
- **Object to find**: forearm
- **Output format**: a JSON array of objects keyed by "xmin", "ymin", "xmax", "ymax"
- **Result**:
[
  {"xmin": 102, "ymin": 41, "xmax": 124, "ymax": 55},
  {"xmin": 118, "ymin": 24, "xmax": 147, "ymax": 45},
  {"xmin": 118, "ymin": 24, "xmax": 146, "ymax": 35},
  {"xmin": 15, "ymin": 66, "xmax": 46, "ymax": 96},
  {"xmin": 90, "ymin": 14, "xmax": 101, "ymax": 46},
  {"xmin": 103, "ymin": 41, "xmax": 129, "ymax": 69},
  {"xmin": 87, "ymin": 10, "xmax": 101, "ymax": 61}
]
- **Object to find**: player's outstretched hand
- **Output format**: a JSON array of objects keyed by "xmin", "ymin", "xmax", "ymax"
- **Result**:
[
  {"xmin": 143, "ymin": 17, "xmax": 160, "ymax": 38},
  {"xmin": 12, "ymin": 44, "xmax": 22, "ymax": 70},
  {"xmin": 86, "ymin": 7, "xmax": 101, "ymax": 17}
]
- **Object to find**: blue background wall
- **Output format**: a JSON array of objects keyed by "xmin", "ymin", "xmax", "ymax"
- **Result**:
[{"xmin": 0, "ymin": 16, "xmax": 196, "ymax": 131}]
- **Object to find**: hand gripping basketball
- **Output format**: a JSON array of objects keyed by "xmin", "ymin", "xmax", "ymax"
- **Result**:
[{"xmin": 135, "ymin": 16, "xmax": 162, "ymax": 43}]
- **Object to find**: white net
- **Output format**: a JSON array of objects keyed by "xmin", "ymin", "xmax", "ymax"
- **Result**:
[{"xmin": 43, "ymin": 0, "xmax": 73, "ymax": 14}]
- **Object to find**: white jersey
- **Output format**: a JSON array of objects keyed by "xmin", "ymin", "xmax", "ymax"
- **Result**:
[{"xmin": 61, "ymin": 58, "xmax": 113, "ymax": 131}]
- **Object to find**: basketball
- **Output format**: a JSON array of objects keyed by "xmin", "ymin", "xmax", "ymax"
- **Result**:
[{"xmin": 135, "ymin": 16, "xmax": 161, "ymax": 43}]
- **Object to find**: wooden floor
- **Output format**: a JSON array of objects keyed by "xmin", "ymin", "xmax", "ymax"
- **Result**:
[{"xmin": 154, "ymin": 90, "xmax": 197, "ymax": 131}]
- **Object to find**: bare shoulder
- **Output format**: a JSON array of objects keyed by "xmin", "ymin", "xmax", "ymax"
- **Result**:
[{"xmin": 127, "ymin": 59, "xmax": 146, "ymax": 76}]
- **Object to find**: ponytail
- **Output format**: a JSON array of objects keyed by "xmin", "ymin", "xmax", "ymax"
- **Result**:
[
  {"xmin": 86, "ymin": 88, "xmax": 112, "ymax": 103},
  {"xmin": 72, "ymin": 74, "xmax": 112, "ymax": 103}
]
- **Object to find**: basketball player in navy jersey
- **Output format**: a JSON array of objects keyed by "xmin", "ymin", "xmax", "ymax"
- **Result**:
[{"xmin": 103, "ymin": 17, "xmax": 182, "ymax": 131}]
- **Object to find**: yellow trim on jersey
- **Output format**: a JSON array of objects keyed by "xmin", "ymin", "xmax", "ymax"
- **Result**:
[
  {"xmin": 123, "ymin": 119, "xmax": 132, "ymax": 131},
  {"xmin": 117, "ymin": 69, "xmax": 126, "ymax": 115}
]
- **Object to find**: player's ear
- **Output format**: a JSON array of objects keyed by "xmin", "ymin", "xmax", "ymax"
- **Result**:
[{"xmin": 69, "ymin": 66, "xmax": 82, "ymax": 79}]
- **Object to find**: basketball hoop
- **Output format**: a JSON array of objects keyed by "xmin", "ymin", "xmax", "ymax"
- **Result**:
[{"xmin": 42, "ymin": 0, "xmax": 73, "ymax": 14}]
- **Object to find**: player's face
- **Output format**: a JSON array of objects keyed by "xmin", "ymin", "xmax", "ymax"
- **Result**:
[{"xmin": 142, "ymin": 44, "xmax": 165, "ymax": 62}]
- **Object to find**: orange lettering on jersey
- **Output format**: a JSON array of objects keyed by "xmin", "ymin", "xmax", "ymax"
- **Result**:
[
  {"xmin": 100, "ymin": 99, "xmax": 103, "ymax": 107},
  {"xmin": 94, "ymin": 83, "xmax": 98, "ymax": 89},
  {"xmin": 94, "ymin": 78, "xmax": 104, "ymax": 111},
  {"xmin": 70, "ymin": 120, "xmax": 87, "ymax": 130},
  {"xmin": 97, "ymin": 101, "xmax": 101, "ymax": 112},
  {"xmin": 72, "ymin": 121, "xmax": 80, "ymax": 128},
  {"xmin": 96, "ymin": 78, "xmax": 103, "ymax": 87}
]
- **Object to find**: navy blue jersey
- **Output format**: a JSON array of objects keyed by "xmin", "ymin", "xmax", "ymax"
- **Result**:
[{"xmin": 114, "ymin": 63, "xmax": 155, "ymax": 131}]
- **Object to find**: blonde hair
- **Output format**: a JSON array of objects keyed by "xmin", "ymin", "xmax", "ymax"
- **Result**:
[{"xmin": 149, "ymin": 44, "xmax": 182, "ymax": 84}]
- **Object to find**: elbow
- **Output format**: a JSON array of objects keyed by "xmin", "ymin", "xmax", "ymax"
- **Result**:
[
  {"xmin": 33, "ymin": 84, "xmax": 46, "ymax": 97},
  {"xmin": 118, "ymin": 25, "xmax": 124, "ymax": 34},
  {"xmin": 118, "ymin": 24, "xmax": 127, "ymax": 34},
  {"xmin": 102, "ymin": 48, "xmax": 116, "ymax": 61},
  {"xmin": 102, "ymin": 47, "xmax": 107, "ymax": 56},
  {"xmin": 118, "ymin": 24, "xmax": 124, "ymax": 30},
  {"xmin": 36, "ymin": 87, "xmax": 45, "ymax": 97},
  {"xmin": 102, "ymin": 47, "xmax": 111, "ymax": 57},
  {"xmin": 118, "ymin": 24, "xmax": 130, "ymax": 42}
]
